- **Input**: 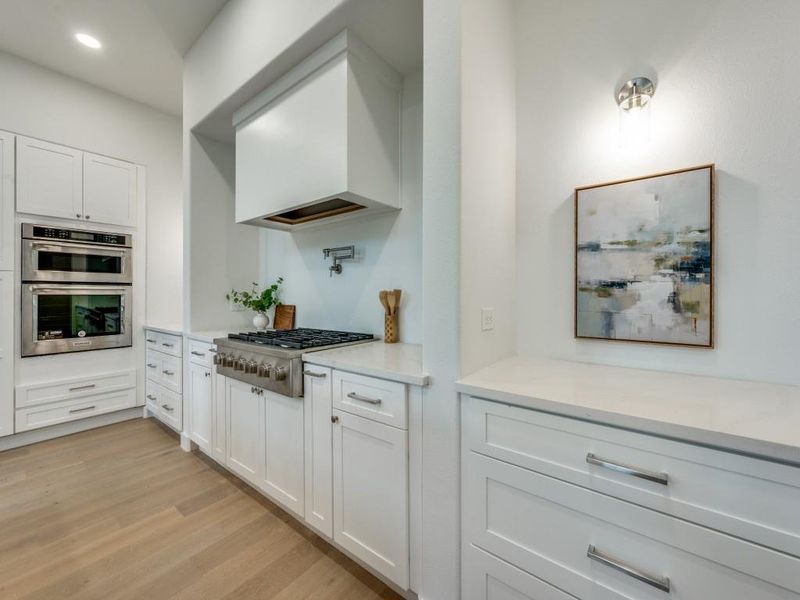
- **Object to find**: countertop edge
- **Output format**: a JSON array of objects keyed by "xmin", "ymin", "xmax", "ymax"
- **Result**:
[
  {"xmin": 303, "ymin": 353, "xmax": 430, "ymax": 386},
  {"xmin": 455, "ymin": 381, "xmax": 800, "ymax": 466},
  {"xmin": 143, "ymin": 324, "xmax": 183, "ymax": 336}
]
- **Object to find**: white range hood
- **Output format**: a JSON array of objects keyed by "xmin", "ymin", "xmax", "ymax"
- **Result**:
[{"xmin": 233, "ymin": 30, "xmax": 402, "ymax": 231}]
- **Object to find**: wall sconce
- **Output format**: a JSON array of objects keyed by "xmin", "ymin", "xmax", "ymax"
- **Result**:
[{"xmin": 616, "ymin": 76, "xmax": 655, "ymax": 146}]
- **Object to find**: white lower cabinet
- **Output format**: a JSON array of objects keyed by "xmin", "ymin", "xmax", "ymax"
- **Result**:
[
  {"xmin": 187, "ymin": 362, "xmax": 212, "ymax": 452},
  {"xmin": 262, "ymin": 390, "xmax": 305, "ymax": 517},
  {"xmin": 211, "ymin": 371, "xmax": 226, "ymax": 463},
  {"xmin": 224, "ymin": 377, "xmax": 264, "ymax": 485},
  {"xmin": 333, "ymin": 408, "xmax": 409, "ymax": 589},
  {"xmin": 303, "ymin": 366, "xmax": 333, "ymax": 537},
  {"xmin": 462, "ymin": 396, "xmax": 800, "ymax": 600}
]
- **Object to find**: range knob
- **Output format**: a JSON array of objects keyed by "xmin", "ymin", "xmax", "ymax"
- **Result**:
[
  {"xmin": 257, "ymin": 362, "xmax": 272, "ymax": 378},
  {"xmin": 235, "ymin": 357, "xmax": 247, "ymax": 371},
  {"xmin": 213, "ymin": 352, "xmax": 225, "ymax": 366},
  {"xmin": 273, "ymin": 366, "xmax": 287, "ymax": 381},
  {"xmin": 245, "ymin": 360, "xmax": 258, "ymax": 374},
  {"xmin": 224, "ymin": 354, "xmax": 236, "ymax": 368}
]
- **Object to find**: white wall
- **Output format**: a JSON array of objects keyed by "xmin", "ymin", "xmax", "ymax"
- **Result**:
[
  {"xmin": 460, "ymin": 0, "xmax": 516, "ymax": 376},
  {"xmin": 0, "ymin": 51, "xmax": 182, "ymax": 385},
  {"xmin": 515, "ymin": 0, "xmax": 800, "ymax": 385},
  {"xmin": 187, "ymin": 134, "xmax": 259, "ymax": 331},
  {"xmin": 259, "ymin": 71, "xmax": 422, "ymax": 341}
]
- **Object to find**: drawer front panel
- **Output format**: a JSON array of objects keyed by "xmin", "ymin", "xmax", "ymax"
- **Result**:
[
  {"xmin": 147, "ymin": 379, "xmax": 182, "ymax": 431},
  {"xmin": 464, "ymin": 452, "xmax": 800, "ymax": 600},
  {"xmin": 16, "ymin": 370, "xmax": 135, "ymax": 408},
  {"xmin": 145, "ymin": 349, "xmax": 182, "ymax": 393},
  {"xmin": 463, "ymin": 396, "xmax": 800, "ymax": 558},
  {"xmin": 187, "ymin": 339, "xmax": 216, "ymax": 367},
  {"xmin": 333, "ymin": 370, "xmax": 407, "ymax": 428},
  {"xmin": 144, "ymin": 330, "xmax": 182, "ymax": 357},
  {"xmin": 15, "ymin": 389, "xmax": 136, "ymax": 432},
  {"xmin": 463, "ymin": 545, "xmax": 577, "ymax": 600}
]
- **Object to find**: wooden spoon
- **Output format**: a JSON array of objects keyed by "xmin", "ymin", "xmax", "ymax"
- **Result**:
[
  {"xmin": 387, "ymin": 290, "xmax": 397, "ymax": 316},
  {"xmin": 379, "ymin": 290, "xmax": 390, "ymax": 315},
  {"xmin": 393, "ymin": 289, "xmax": 402, "ymax": 314}
]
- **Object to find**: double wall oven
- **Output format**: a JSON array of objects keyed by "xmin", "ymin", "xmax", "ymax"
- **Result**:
[{"xmin": 21, "ymin": 224, "xmax": 133, "ymax": 357}]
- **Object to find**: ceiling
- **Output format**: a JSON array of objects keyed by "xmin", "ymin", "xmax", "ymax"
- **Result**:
[{"xmin": 0, "ymin": 0, "xmax": 229, "ymax": 115}]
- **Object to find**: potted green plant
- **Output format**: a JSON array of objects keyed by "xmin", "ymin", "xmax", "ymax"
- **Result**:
[{"xmin": 226, "ymin": 277, "xmax": 284, "ymax": 331}]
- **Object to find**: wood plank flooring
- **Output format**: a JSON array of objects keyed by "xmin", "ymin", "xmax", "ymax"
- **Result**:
[{"xmin": 0, "ymin": 418, "xmax": 403, "ymax": 600}]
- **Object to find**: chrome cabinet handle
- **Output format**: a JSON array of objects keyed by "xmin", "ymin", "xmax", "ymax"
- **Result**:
[
  {"xmin": 208, "ymin": 348, "xmax": 217, "ymax": 353},
  {"xmin": 303, "ymin": 370, "xmax": 327, "ymax": 378},
  {"xmin": 162, "ymin": 370, "xmax": 175, "ymax": 376},
  {"xmin": 147, "ymin": 363, "xmax": 157, "ymax": 368},
  {"xmin": 586, "ymin": 453, "xmax": 668, "ymax": 486},
  {"xmin": 69, "ymin": 384, "xmax": 96, "ymax": 392},
  {"xmin": 204, "ymin": 372, "xmax": 210, "ymax": 378},
  {"xmin": 161, "ymin": 404, "xmax": 174, "ymax": 412},
  {"xmin": 587, "ymin": 545, "xmax": 670, "ymax": 593},
  {"xmin": 161, "ymin": 342, "xmax": 174, "ymax": 348},
  {"xmin": 146, "ymin": 394, "xmax": 157, "ymax": 401},
  {"xmin": 69, "ymin": 405, "xmax": 96, "ymax": 414},
  {"xmin": 191, "ymin": 351, "xmax": 205, "ymax": 356},
  {"xmin": 146, "ymin": 338, "xmax": 157, "ymax": 343},
  {"xmin": 347, "ymin": 392, "xmax": 382, "ymax": 405}
]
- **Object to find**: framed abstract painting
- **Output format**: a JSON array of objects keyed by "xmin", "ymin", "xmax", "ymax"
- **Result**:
[{"xmin": 575, "ymin": 165, "xmax": 714, "ymax": 347}]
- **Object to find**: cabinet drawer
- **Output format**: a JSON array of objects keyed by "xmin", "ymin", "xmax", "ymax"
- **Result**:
[
  {"xmin": 463, "ymin": 544, "xmax": 576, "ymax": 600},
  {"xmin": 146, "ymin": 380, "xmax": 182, "ymax": 431},
  {"xmin": 144, "ymin": 330, "xmax": 182, "ymax": 357},
  {"xmin": 15, "ymin": 388, "xmax": 136, "ymax": 432},
  {"xmin": 333, "ymin": 370, "xmax": 407, "ymax": 428},
  {"xmin": 464, "ymin": 452, "xmax": 800, "ymax": 600},
  {"xmin": 145, "ymin": 349, "xmax": 182, "ymax": 393},
  {"xmin": 463, "ymin": 396, "xmax": 800, "ymax": 558},
  {"xmin": 16, "ymin": 369, "xmax": 135, "ymax": 408},
  {"xmin": 187, "ymin": 338, "xmax": 216, "ymax": 367}
]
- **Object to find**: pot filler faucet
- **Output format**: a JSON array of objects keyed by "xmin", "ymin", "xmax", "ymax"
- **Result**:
[{"xmin": 323, "ymin": 245, "xmax": 355, "ymax": 276}]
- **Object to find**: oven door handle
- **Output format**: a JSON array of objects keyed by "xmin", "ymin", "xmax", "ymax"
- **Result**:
[
  {"xmin": 29, "ymin": 240, "xmax": 129, "ymax": 255},
  {"xmin": 28, "ymin": 284, "xmax": 130, "ymax": 293}
]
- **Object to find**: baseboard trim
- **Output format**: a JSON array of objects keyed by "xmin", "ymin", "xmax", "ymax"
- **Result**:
[{"xmin": 0, "ymin": 407, "xmax": 143, "ymax": 452}]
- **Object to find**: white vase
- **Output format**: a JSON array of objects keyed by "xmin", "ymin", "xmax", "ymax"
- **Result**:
[{"xmin": 252, "ymin": 312, "xmax": 269, "ymax": 332}]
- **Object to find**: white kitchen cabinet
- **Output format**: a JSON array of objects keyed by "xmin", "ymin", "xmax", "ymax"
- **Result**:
[
  {"xmin": 225, "ymin": 377, "xmax": 263, "ymax": 485},
  {"xmin": 212, "ymin": 372, "xmax": 227, "ymax": 464},
  {"xmin": 333, "ymin": 408, "xmax": 409, "ymax": 589},
  {"xmin": 261, "ymin": 390, "xmax": 304, "ymax": 517},
  {"xmin": 0, "ymin": 130, "xmax": 14, "ymax": 271},
  {"xmin": 303, "ymin": 366, "xmax": 333, "ymax": 537},
  {"xmin": 187, "ymin": 362, "xmax": 213, "ymax": 452},
  {"xmin": 144, "ymin": 328, "xmax": 182, "ymax": 431},
  {"xmin": 16, "ymin": 136, "xmax": 82, "ymax": 221},
  {"xmin": 0, "ymin": 272, "xmax": 13, "ymax": 437},
  {"xmin": 16, "ymin": 136, "xmax": 137, "ymax": 227},
  {"xmin": 83, "ymin": 152, "xmax": 137, "ymax": 227}
]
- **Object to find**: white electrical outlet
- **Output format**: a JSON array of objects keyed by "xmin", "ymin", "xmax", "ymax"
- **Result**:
[{"xmin": 481, "ymin": 308, "xmax": 495, "ymax": 331}]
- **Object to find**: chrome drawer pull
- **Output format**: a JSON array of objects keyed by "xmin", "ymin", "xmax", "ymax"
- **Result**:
[
  {"xmin": 161, "ymin": 342, "xmax": 174, "ymax": 348},
  {"xmin": 146, "ymin": 338, "xmax": 157, "ymax": 343},
  {"xmin": 69, "ymin": 405, "xmax": 96, "ymax": 414},
  {"xmin": 162, "ymin": 370, "xmax": 175, "ymax": 376},
  {"xmin": 146, "ymin": 394, "xmax": 157, "ymax": 401},
  {"xmin": 586, "ymin": 453, "xmax": 668, "ymax": 486},
  {"xmin": 147, "ymin": 363, "xmax": 157, "ymax": 368},
  {"xmin": 161, "ymin": 404, "xmax": 174, "ymax": 412},
  {"xmin": 587, "ymin": 545, "xmax": 670, "ymax": 593},
  {"xmin": 303, "ymin": 370, "xmax": 327, "ymax": 378},
  {"xmin": 191, "ymin": 351, "xmax": 205, "ymax": 357},
  {"xmin": 69, "ymin": 384, "xmax": 96, "ymax": 392},
  {"xmin": 347, "ymin": 392, "xmax": 382, "ymax": 405}
]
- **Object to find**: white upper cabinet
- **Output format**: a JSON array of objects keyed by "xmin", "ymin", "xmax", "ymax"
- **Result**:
[
  {"xmin": 17, "ymin": 136, "xmax": 137, "ymax": 227},
  {"xmin": 0, "ymin": 131, "xmax": 13, "ymax": 271},
  {"xmin": 83, "ymin": 152, "xmax": 137, "ymax": 227},
  {"xmin": 17, "ymin": 136, "xmax": 82, "ymax": 221},
  {"xmin": 234, "ymin": 30, "xmax": 401, "ymax": 230}
]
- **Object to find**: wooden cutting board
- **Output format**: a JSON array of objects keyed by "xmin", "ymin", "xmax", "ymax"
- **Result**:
[{"xmin": 273, "ymin": 304, "xmax": 296, "ymax": 330}]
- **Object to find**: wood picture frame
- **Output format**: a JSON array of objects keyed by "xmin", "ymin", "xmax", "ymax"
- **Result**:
[{"xmin": 574, "ymin": 164, "xmax": 715, "ymax": 347}]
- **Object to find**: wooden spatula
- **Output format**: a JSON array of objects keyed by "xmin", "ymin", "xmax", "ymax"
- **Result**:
[{"xmin": 379, "ymin": 290, "xmax": 390, "ymax": 315}]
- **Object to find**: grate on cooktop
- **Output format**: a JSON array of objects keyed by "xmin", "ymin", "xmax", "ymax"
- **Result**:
[{"xmin": 228, "ymin": 328, "xmax": 374, "ymax": 349}]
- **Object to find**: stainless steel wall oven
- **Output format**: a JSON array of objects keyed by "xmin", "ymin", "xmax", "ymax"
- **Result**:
[{"xmin": 21, "ymin": 224, "xmax": 133, "ymax": 357}]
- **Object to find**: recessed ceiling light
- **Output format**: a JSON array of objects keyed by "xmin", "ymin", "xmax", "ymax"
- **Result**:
[{"xmin": 75, "ymin": 33, "xmax": 102, "ymax": 49}]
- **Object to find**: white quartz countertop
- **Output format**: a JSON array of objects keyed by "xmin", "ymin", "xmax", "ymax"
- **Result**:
[
  {"xmin": 456, "ymin": 356, "xmax": 800, "ymax": 465},
  {"xmin": 143, "ymin": 324, "xmax": 183, "ymax": 336},
  {"xmin": 186, "ymin": 330, "xmax": 231, "ymax": 344},
  {"xmin": 303, "ymin": 342, "xmax": 429, "ymax": 386}
]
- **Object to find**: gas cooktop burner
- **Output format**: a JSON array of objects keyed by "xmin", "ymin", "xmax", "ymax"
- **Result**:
[{"xmin": 228, "ymin": 328, "xmax": 374, "ymax": 350}]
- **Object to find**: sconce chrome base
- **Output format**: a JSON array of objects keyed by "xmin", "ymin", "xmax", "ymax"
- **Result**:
[{"xmin": 617, "ymin": 77, "xmax": 655, "ymax": 111}]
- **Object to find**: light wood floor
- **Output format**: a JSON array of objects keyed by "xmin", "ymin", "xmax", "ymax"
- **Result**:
[{"xmin": 0, "ymin": 418, "xmax": 403, "ymax": 600}]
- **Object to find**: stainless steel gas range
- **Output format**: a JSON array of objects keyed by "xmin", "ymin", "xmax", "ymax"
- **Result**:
[{"xmin": 213, "ymin": 329, "xmax": 374, "ymax": 397}]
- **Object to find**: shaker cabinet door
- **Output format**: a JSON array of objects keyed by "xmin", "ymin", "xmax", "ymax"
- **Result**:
[
  {"xmin": 304, "ymin": 365, "xmax": 333, "ymax": 537},
  {"xmin": 188, "ymin": 362, "xmax": 213, "ymax": 452},
  {"xmin": 225, "ymin": 378, "xmax": 263, "ymax": 485},
  {"xmin": 261, "ymin": 390, "xmax": 304, "ymax": 517},
  {"xmin": 83, "ymin": 152, "xmax": 137, "ymax": 227},
  {"xmin": 16, "ymin": 136, "xmax": 82, "ymax": 221}
]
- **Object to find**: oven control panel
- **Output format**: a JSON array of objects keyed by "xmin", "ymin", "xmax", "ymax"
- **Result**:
[{"xmin": 24, "ymin": 224, "xmax": 132, "ymax": 247}]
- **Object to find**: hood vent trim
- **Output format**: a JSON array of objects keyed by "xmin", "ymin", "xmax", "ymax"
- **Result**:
[{"xmin": 265, "ymin": 198, "xmax": 366, "ymax": 225}]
